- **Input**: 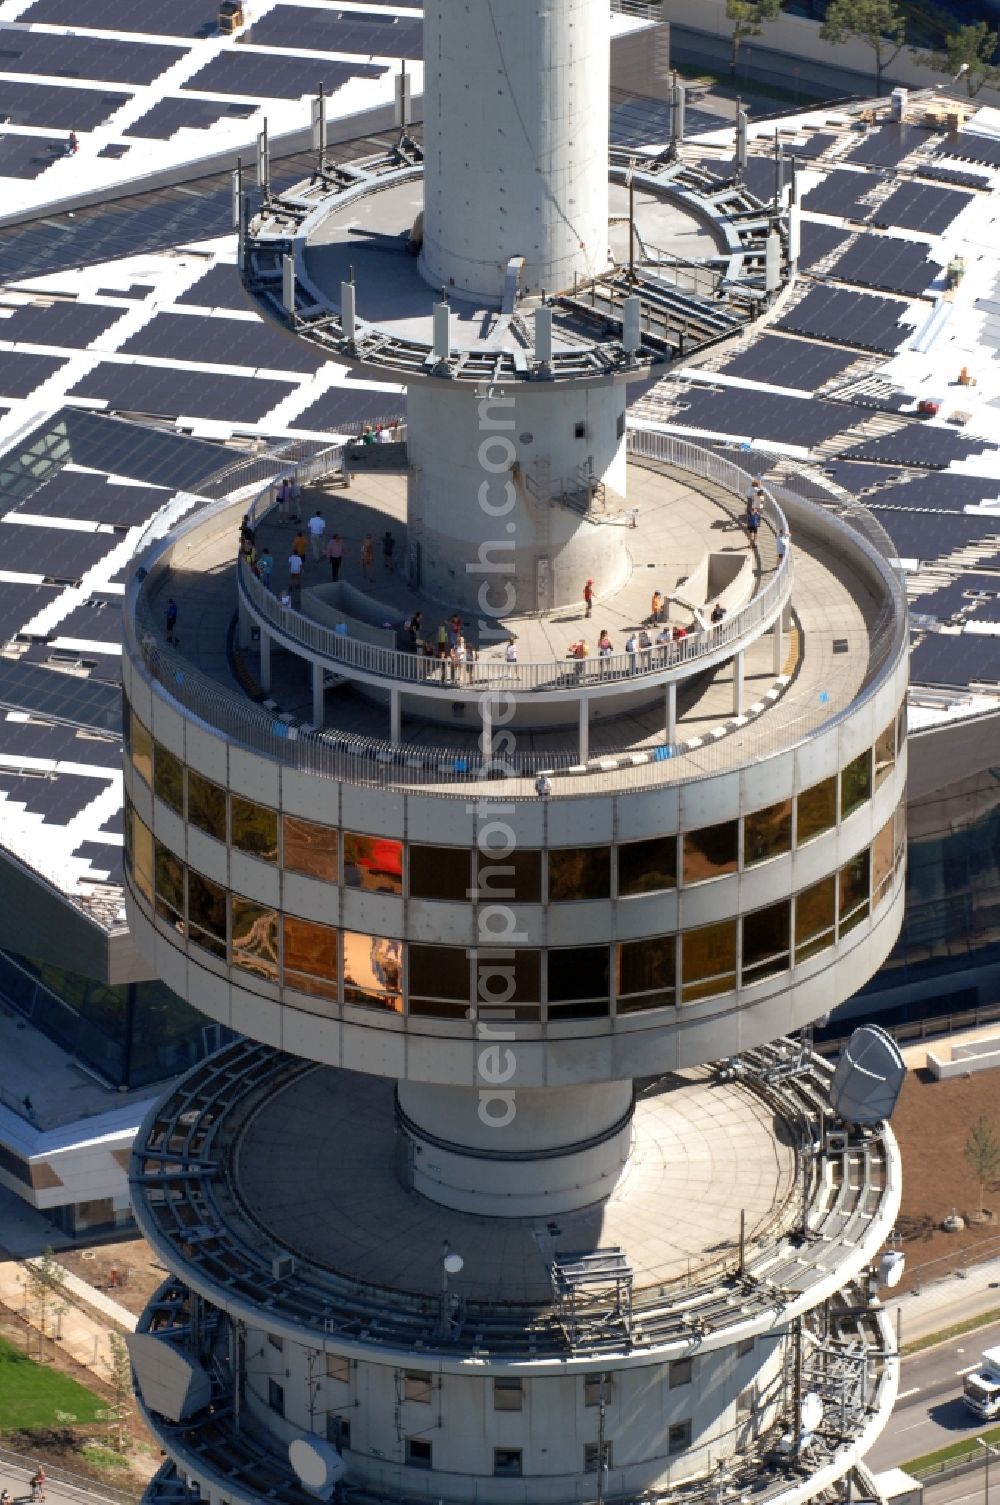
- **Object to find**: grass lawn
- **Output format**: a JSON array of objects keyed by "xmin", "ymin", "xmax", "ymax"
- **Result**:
[{"xmin": 0, "ymin": 1335, "xmax": 105, "ymax": 1431}]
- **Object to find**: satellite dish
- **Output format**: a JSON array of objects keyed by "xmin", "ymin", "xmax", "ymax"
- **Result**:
[
  {"xmin": 443, "ymin": 1251, "xmax": 464, "ymax": 1275},
  {"xmin": 800, "ymin": 1392, "xmax": 823, "ymax": 1432},
  {"xmin": 288, "ymin": 1438, "xmax": 346, "ymax": 1500},
  {"xmin": 879, "ymin": 1249, "xmax": 906, "ymax": 1288},
  {"xmin": 829, "ymin": 1024, "xmax": 905, "ymax": 1126}
]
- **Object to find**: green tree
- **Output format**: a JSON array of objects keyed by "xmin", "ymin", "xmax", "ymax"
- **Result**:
[
  {"xmin": 726, "ymin": 0, "xmax": 783, "ymax": 74},
  {"xmin": 103, "ymin": 1332, "xmax": 133, "ymax": 1456},
  {"xmin": 820, "ymin": 0, "xmax": 906, "ymax": 95},
  {"xmin": 921, "ymin": 21, "xmax": 1000, "ymax": 97},
  {"xmin": 24, "ymin": 1248, "xmax": 67, "ymax": 1361},
  {"xmin": 965, "ymin": 1114, "xmax": 1000, "ymax": 1218}
]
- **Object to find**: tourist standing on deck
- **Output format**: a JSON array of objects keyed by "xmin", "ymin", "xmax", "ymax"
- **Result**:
[
  {"xmin": 360, "ymin": 533, "xmax": 375, "ymax": 582},
  {"xmin": 308, "ymin": 509, "xmax": 326, "ymax": 560},
  {"xmin": 583, "ymin": 578, "xmax": 594, "ymax": 618},
  {"xmin": 325, "ymin": 533, "xmax": 346, "ymax": 582}
]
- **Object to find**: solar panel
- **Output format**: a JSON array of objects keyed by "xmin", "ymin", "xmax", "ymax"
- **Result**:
[
  {"xmin": 937, "ymin": 131, "xmax": 1000, "ymax": 168},
  {"xmin": 71, "ymin": 839, "xmax": 124, "ymax": 884},
  {"xmin": 871, "ymin": 507, "xmax": 1000, "ymax": 561},
  {"xmin": 664, "ymin": 385, "xmax": 850, "ymax": 447},
  {"xmin": 244, "ymin": 7, "xmax": 424, "ymax": 60},
  {"xmin": 841, "ymin": 426, "xmax": 997, "ymax": 470},
  {"xmin": 843, "ymin": 122, "xmax": 931, "ymax": 168},
  {"xmin": 118, "ymin": 311, "xmax": 324, "ymax": 373},
  {"xmin": 910, "ymin": 631, "xmax": 1000, "ymax": 687},
  {"xmin": 0, "ymin": 31, "xmax": 183, "ymax": 84},
  {"xmin": 865, "ymin": 474, "xmax": 1000, "ymax": 511},
  {"xmin": 0, "ymin": 132, "xmax": 69, "ymax": 179},
  {"xmin": 21, "ymin": 0, "xmax": 223, "ymax": 37},
  {"xmin": 611, "ymin": 95, "xmax": 725, "ymax": 148},
  {"xmin": 800, "ymin": 170, "xmax": 874, "ymax": 220},
  {"xmin": 125, "ymin": 96, "xmax": 258, "ymax": 140},
  {"xmin": 786, "ymin": 132, "xmax": 838, "ymax": 161},
  {"xmin": 0, "ymin": 658, "xmax": 122, "ymax": 732},
  {"xmin": 0, "ymin": 521, "xmax": 121, "ymax": 581},
  {"xmin": 68, "ymin": 362, "xmax": 298, "ymax": 422},
  {"xmin": 1, "ymin": 771, "xmax": 113, "ymax": 825},
  {"xmin": 288, "ymin": 384, "xmax": 406, "ymax": 434},
  {"xmin": 0, "ymin": 302, "xmax": 123, "ymax": 350},
  {"xmin": 831, "ymin": 233, "xmax": 936, "ymax": 297},
  {"xmin": 176, "ymin": 263, "xmax": 252, "ymax": 312},
  {"xmin": 0, "ymin": 582, "xmax": 66, "ymax": 644},
  {"xmin": 909, "ymin": 578, "xmax": 980, "ymax": 618},
  {"xmin": 54, "ymin": 597, "xmax": 123, "ymax": 646},
  {"xmin": 797, "ymin": 220, "xmax": 852, "ymax": 272},
  {"xmin": 775, "ymin": 285, "xmax": 908, "ymax": 353},
  {"xmin": 0, "ymin": 80, "xmax": 132, "ymax": 132},
  {"xmin": 20, "ymin": 470, "xmax": 168, "ymax": 528},
  {"xmin": 870, "ymin": 180, "xmax": 972, "ymax": 235},
  {"xmin": 181, "ymin": 52, "xmax": 386, "ymax": 101},
  {"xmin": 715, "ymin": 334, "xmax": 859, "ymax": 391},
  {"xmin": 0, "ymin": 350, "xmax": 68, "ymax": 398},
  {"xmin": 920, "ymin": 162, "xmax": 988, "ymax": 190},
  {"xmin": 820, "ymin": 461, "xmax": 902, "ymax": 494}
]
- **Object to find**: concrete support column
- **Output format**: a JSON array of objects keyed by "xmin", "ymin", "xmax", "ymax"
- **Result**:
[
  {"xmin": 666, "ymin": 680, "xmax": 677, "ymax": 745},
  {"xmin": 479, "ymin": 696, "xmax": 492, "ymax": 762},
  {"xmin": 578, "ymin": 697, "xmax": 590, "ymax": 765},
  {"xmin": 390, "ymin": 687, "xmax": 401, "ymax": 744},
  {"xmin": 312, "ymin": 662, "xmax": 325, "ymax": 728},
  {"xmin": 733, "ymin": 651, "xmax": 745, "ymax": 716},
  {"xmin": 773, "ymin": 614, "xmax": 784, "ymax": 675},
  {"xmin": 259, "ymin": 630, "xmax": 271, "ymax": 694},
  {"xmin": 237, "ymin": 599, "xmax": 253, "ymax": 651}
]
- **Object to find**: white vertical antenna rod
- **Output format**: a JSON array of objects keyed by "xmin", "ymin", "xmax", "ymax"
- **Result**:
[
  {"xmin": 395, "ymin": 63, "xmax": 410, "ymax": 130},
  {"xmin": 257, "ymin": 120, "xmax": 270, "ymax": 197},
  {"xmin": 341, "ymin": 280, "xmax": 357, "ymax": 343},
  {"xmin": 282, "ymin": 255, "xmax": 296, "ymax": 317},
  {"xmin": 736, "ymin": 105, "xmax": 748, "ymax": 170},
  {"xmin": 312, "ymin": 86, "xmax": 326, "ymax": 158}
]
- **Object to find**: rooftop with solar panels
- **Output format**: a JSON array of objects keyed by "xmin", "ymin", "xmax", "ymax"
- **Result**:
[{"xmin": 0, "ymin": 0, "xmax": 997, "ymax": 919}]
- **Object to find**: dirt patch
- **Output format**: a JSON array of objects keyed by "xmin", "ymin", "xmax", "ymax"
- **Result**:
[
  {"xmin": 892, "ymin": 1069, "xmax": 1000, "ymax": 1289},
  {"xmin": 57, "ymin": 1236, "xmax": 171, "ymax": 1321}
]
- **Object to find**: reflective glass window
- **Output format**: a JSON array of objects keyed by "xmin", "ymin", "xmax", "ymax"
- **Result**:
[
  {"xmin": 343, "ymin": 834, "xmax": 403, "ymax": 895},
  {"xmin": 797, "ymin": 777, "xmax": 836, "ymax": 845},
  {"xmin": 188, "ymin": 871, "xmax": 227, "ymax": 958},
  {"xmin": 231, "ymin": 796, "xmax": 278, "ymax": 862},
  {"xmin": 131, "ymin": 710, "xmax": 152, "ymax": 786},
  {"xmin": 471, "ymin": 950, "xmax": 541, "ymax": 1021},
  {"xmin": 154, "ymin": 841, "xmax": 184, "ymax": 928},
  {"xmin": 742, "ymin": 902, "xmax": 790, "ymax": 987},
  {"xmin": 840, "ymin": 749, "xmax": 872, "ymax": 819},
  {"xmin": 681, "ymin": 920, "xmax": 737, "ymax": 1002},
  {"xmin": 283, "ymin": 816, "xmax": 337, "ymax": 882},
  {"xmin": 874, "ymin": 720, "xmax": 896, "ymax": 791},
  {"xmin": 682, "ymin": 821, "xmax": 738, "ymax": 885},
  {"xmin": 794, "ymin": 877, "xmax": 835, "ymax": 961},
  {"xmin": 548, "ymin": 946, "xmax": 610, "ymax": 1002},
  {"xmin": 616, "ymin": 936, "xmax": 676, "ymax": 1012},
  {"xmin": 131, "ymin": 808, "xmax": 154, "ymax": 903},
  {"xmin": 343, "ymin": 930, "xmax": 403, "ymax": 1011},
  {"xmin": 872, "ymin": 818, "xmax": 895, "ymax": 908},
  {"xmin": 896, "ymin": 701, "xmax": 906, "ymax": 756},
  {"xmin": 893, "ymin": 794, "xmax": 906, "ymax": 865},
  {"xmin": 410, "ymin": 845, "xmax": 471, "ymax": 903},
  {"xmin": 230, "ymin": 895, "xmax": 278, "ymax": 981},
  {"xmin": 153, "ymin": 742, "xmax": 183, "ymax": 815},
  {"xmin": 409, "ymin": 944, "xmax": 470, "ymax": 1016},
  {"xmin": 548, "ymin": 847, "xmax": 611, "ymax": 902},
  {"xmin": 838, "ymin": 853, "xmax": 870, "ymax": 935},
  {"xmin": 618, "ymin": 836, "xmax": 677, "ymax": 896},
  {"xmin": 283, "ymin": 916, "xmax": 338, "ymax": 1002},
  {"xmin": 744, "ymin": 800, "xmax": 792, "ymax": 867},
  {"xmin": 475, "ymin": 848, "xmax": 542, "ymax": 904},
  {"xmin": 187, "ymin": 770, "xmax": 227, "ymax": 841}
]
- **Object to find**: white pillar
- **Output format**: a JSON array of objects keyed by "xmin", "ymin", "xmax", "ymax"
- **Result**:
[
  {"xmin": 390, "ymin": 687, "xmax": 402, "ymax": 743},
  {"xmin": 480, "ymin": 696, "xmax": 493, "ymax": 762},
  {"xmin": 733, "ymin": 651, "xmax": 745, "ymax": 716},
  {"xmin": 237, "ymin": 599, "xmax": 253, "ymax": 650},
  {"xmin": 420, "ymin": 0, "xmax": 610, "ymax": 300},
  {"xmin": 773, "ymin": 615, "xmax": 784, "ymax": 675},
  {"xmin": 578, "ymin": 697, "xmax": 590, "ymax": 765},
  {"xmin": 259, "ymin": 630, "xmax": 271, "ymax": 694},
  {"xmin": 312, "ymin": 662, "xmax": 324, "ymax": 728},
  {"xmin": 666, "ymin": 680, "xmax": 677, "ymax": 744}
]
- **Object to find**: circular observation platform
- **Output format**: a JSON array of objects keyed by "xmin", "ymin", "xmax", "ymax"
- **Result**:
[
  {"xmin": 234, "ymin": 449, "xmax": 793, "ymax": 740},
  {"xmin": 130, "ymin": 1038, "xmax": 900, "ymax": 1365},
  {"xmin": 242, "ymin": 142, "xmax": 790, "ymax": 387}
]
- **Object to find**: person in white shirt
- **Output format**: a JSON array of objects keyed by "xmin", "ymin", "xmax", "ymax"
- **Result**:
[{"xmin": 307, "ymin": 510, "xmax": 326, "ymax": 560}]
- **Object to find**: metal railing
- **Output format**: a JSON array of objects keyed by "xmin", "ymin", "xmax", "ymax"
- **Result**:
[
  {"xmin": 235, "ymin": 434, "xmax": 791, "ymax": 696},
  {"xmin": 0, "ymin": 1443, "xmax": 142, "ymax": 1505}
]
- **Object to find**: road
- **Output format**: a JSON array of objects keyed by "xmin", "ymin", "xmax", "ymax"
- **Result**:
[{"xmin": 869, "ymin": 1318, "xmax": 1000, "ymax": 1472}]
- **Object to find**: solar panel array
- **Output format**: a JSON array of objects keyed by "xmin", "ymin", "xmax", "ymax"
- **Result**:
[
  {"xmin": 841, "ymin": 426, "xmax": 997, "ymax": 470},
  {"xmin": 21, "ymin": 0, "xmax": 225, "ymax": 37},
  {"xmin": 844, "ymin": 122, "xmax": 931, "ymax": 168},
  {"xmin": 243, "ymin": 8, "xmax": 424, "ymax": 59},
  {"xmin": 775, "ymin": 285, "xmax": 908, "ymax": 353},
  {"xmin": 831, "ymin": 234, "xmax": 937, "ymax": 298},
  {"xmin": 714, "ymin": 335, "xmax": 859, "ymax": 391},
  {"xmin": 910, "ymin": 631, "xmax": 1000, "ymax": 687},
  {"xmin": 666, "ymin": 386, "xmax": 851, "ymax": 447},
  {"xmin": 126, "ymin": 97, "xmax": 258, "ymax": 141},
  {"xmin": 938, "ymin": 131, "xmax": 1000, "ymax": 168},
  {"xmin": 181, "ymin": 52, "xmax": 386, "ymax": 101},
  {"xmin": 870, "ymin": 180, "xmax": 973, "ymax": 235},
  {"xmin": 864, "ymin": 475, "xmax": 1000, "ymax": 512},
  {"xmin": 119, "ymin": 311, "xmax": 325, "ymax": 373},
  {"xmin": 68, "ymin": 362, "xmax": 297, "ymax": 422},
  {"xmin": 797, "ymin": 220, "xmax": 853, "ymax": 272},
  {"xmin": 801, "ymin": 170, "xmax": 875, "ymax": 220}
]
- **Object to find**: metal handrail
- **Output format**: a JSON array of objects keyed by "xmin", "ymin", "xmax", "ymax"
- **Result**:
[{"xmin": 235, "ymin": 436, "xmax": 791, "ymax": 695}]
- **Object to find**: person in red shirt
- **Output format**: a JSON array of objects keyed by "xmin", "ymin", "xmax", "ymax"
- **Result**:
[{"xmin": 583, "ymin": 578, "xmax": 594, "ymax": 618}]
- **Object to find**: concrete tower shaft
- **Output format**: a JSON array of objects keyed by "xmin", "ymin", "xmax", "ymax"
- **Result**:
[{"xmin": 420, "ymin": 0, "xmax": 611, "ymax": 301}]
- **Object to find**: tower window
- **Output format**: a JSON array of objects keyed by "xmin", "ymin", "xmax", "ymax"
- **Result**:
[
  {"xmin": 575, "ymin": 421, "xmax": 587, "ymax": 438},
  {"xmin": 669, "ymin": 1358, "xmax": 693, "ymax": 1388},
  {"xmin": 494, "ymin": 1448, "xmax": 522, "ymax": 1477},
  {"xmin": 326, "ymin": 1415, "xmax": 351, "ymax": 1448},
  {"xmin": 268, "ymin": 1379, "xmax": 285, "ymax": 1416},
  {"xmin": 493, "ymin": 1377, "xmax": 523, "ymax": 1411},
  {"xmin": 326, "ymin": 1354, "xmax": 350, "ymax": 1383},
  {"xmin": 668, "ymin": 1420, "xmax": 691, "ymax": 1454},
  {"xmin": 584, "ymin": 1442, "xmax": 613, "ymax": 1472},
  {"xmin": 404, "ymin": 1370, "xmax": 432, "ymax": 1404},
  {"xmin": 406, "ymin": 1438, "xmax": 432, "ymax": 1469}
]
